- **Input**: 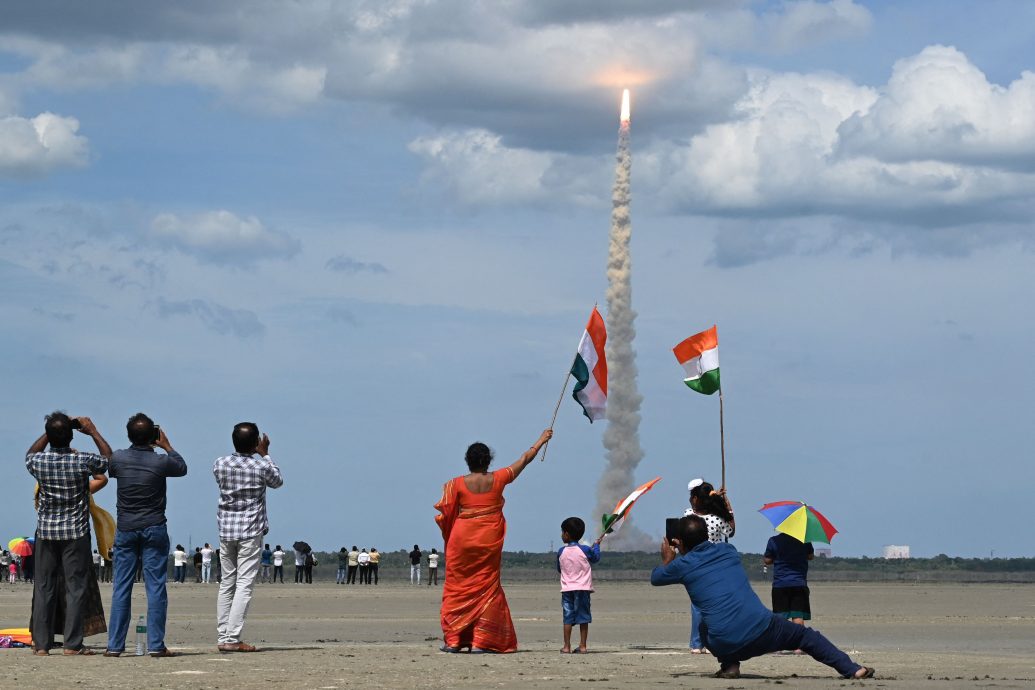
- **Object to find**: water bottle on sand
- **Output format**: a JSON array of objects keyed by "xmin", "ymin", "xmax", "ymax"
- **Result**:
[{"xmin": 135, "ymin": 614, "xmax": 146, "ymax": 656}]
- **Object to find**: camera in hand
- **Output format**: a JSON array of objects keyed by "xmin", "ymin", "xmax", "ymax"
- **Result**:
[
  {"xmin": 71, "ymin": 418, "xmax": 83, "ymax": 431},
  {"xmin": 152, "ymin": 424, "xmax": 161, "ymax": 444}
]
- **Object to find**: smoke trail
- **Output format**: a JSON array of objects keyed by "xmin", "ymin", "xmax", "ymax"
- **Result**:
[{"xmin": 595, "ymin": 116, "xmax": 651, "ymax": 549}]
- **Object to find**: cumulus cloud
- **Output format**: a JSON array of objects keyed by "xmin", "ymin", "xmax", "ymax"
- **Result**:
[
  {"xmin": 150, "ymin": 210, "xmax": 300, "ymax": 265},
  {"xmin": 837, "ymin": 45, "xmax": 1035, "ymax": 170},
  {"xmin": 762, "ymin": 0, "xmax": 872, "ymax": 54},
  {"xmin": 0, "ymin": 112, "xmax": 89, "ymax": 175},
  {"xmin": 654, "ymin": 47, "xmax": 1035, "ymax": 224},
  {"xmin": 409, "ymin": 129, "xmax": 607, "ymax": 206},
  {"xmin": 325, "ymin": 255, "xmax": 388, "ymax": 274},
  {"xmin": 155, "ymin": 297, "xmax": 265, "ymax": 338},
  {"xmin": 162, "ymin": 45, "xmax": 325, "ymax": 112}
]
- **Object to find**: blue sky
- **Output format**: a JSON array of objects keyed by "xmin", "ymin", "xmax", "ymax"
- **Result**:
[{"xmin": 2, "ymin": 1, "xmax": 1033, "ymax": 558}]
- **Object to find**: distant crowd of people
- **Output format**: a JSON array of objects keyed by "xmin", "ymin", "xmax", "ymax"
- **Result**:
[{"xmin": 0, "ymin": 550, "xmax": 34, "ymax": 584}]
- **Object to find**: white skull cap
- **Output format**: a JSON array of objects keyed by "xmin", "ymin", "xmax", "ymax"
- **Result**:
[{"xmin": 687, "ymin": 478, "xmax": 705, "ymax": 493}]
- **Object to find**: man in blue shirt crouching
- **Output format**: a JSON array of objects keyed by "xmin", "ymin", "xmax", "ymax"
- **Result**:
[{"xmin": 651, "ymin": 515, "xmax": 874, "ymax": 680}]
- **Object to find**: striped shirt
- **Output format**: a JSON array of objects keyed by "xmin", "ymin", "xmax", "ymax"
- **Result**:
[
  {"xmin": 213, "ymin": 452, "xmax": 283, "ymax": 541},
  {"xmin": 26, "ymin": 448, "xmax": 108, "ymax": 540}
]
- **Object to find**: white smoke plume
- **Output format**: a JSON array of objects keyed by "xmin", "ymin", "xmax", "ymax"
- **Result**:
[{"xmin": 595, "ymin": 115, "xmax": 652, "ymax": 550}]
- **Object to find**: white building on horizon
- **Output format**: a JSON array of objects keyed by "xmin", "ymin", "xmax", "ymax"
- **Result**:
[{"xmin": 882, "ymin": 545, "xmax": 910, "ymax": 559}]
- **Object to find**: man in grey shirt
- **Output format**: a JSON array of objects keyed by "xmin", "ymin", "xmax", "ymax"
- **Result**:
[{"xmin": 104, "ymin": 413, "xmax": 187, "ymax": 657}]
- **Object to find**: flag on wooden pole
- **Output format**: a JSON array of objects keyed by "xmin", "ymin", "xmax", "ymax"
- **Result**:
[
  {"xmin": 673, "ymin": 325, "xmax": 720, "ymax": 395},
  {"xmin": 571, "ymin": 306, "xmax": 608, "ymax": 422}
]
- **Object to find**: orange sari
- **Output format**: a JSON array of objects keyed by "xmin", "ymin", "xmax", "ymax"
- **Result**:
[{"xmin": 435, "ymin": 467, "xmax": 517, "ymax": 652}]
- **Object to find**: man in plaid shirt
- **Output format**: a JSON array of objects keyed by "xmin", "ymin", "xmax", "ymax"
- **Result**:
[
  {"xmin": 213, "ymin": 422, "xmax": 283, "ymax": 652},
  {"xmin": 25, "ymin": 412, "xmax": 112, "ymax": 655}
]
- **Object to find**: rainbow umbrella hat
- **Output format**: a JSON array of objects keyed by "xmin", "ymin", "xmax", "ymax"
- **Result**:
[
  {"xmin": 8, "ymin": 537, "xmax": 33, "ymax": 557},
  {"xmin": 758, "ymin": 501, "xmax": 838, "ymax": 544}
]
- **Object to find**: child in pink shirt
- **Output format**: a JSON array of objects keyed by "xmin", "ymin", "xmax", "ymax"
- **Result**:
[{"xmin": 556, "ymin": 517, "xmax": 601, "ymax": 653}]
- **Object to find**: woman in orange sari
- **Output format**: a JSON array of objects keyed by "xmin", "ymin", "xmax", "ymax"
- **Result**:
[{"xmin": 435, "ymin": 429, "xmax": 552, "ymax": 653}]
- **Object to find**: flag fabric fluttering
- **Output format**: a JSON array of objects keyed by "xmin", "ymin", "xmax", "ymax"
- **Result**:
[
  {"xmin": 601, "ymin": 477, "xmax": 661, "ymax": 536},
  {"xmin": 673, "ymin": 325, "xmax": 720, "ymax": 395},
  {"xmin": 571, "ymin": 306, "xmax": 608, "ymax": 422}
]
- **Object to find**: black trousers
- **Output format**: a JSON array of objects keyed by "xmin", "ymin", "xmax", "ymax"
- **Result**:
[
  {"xmin": 304, "ymin": 565, "xmax": 313, "ymax": 584},
  {"xmin": 295, "ymin": 565, "xmax": 304, "ymax": 583},
  {"xmin": 359, "ymin": 566, "xmax": 369, "ymax": 584},
  {"xmin": 371, "ymin": 564, "xmax": 379, "ymax": 585},
  {"xmin": 346, "ymin": 565, "xmax": 357, "ymax": 584},
  {"xmin": 31, "ymin": 534, "xmax": 92, "ymax": 651},
  {"xmin": 273, "ymin": 564, "xmax": 284, "ymax": 582},
  {"xmin": 428, "ymin": 567, "xmax": 438, "ymax": 585}
]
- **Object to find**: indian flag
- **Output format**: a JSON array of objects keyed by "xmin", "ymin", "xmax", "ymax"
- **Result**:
[
  {"xmin": 571, "ymin": 306, "xmax": 607, "ymax": 422},
  {"xmin": 673, "ymin": 325, "xmax": 720, "ymax": 395},
  {"xmin": 601, "ymin": 477, "xmax": 662, "ymax": 535}
]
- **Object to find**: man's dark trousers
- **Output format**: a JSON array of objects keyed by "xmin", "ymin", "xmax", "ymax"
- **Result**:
[
  {"xmin": 31, "ymin": 534, "xmax": 93, "ymax": 651},
  {"xmin": 708, "ymin": 613, "xmax": 861, "ymax": 678}
]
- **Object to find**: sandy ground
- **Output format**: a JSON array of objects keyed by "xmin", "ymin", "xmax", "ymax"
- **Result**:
[{"xmin": 0, "ymin": 579, "xmax": 1032, "ymax": 688}]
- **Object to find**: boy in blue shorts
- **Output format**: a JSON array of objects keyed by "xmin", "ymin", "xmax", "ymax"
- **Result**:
[{"xmin": 556, "ymin": 517, "xmax": 601, "ymax": 654}]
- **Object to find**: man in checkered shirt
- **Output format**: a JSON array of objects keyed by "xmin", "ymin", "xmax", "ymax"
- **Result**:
[
  {"xmin": 25, "ymin": 412, "xmax": 112, "ymax": 655},
  {"xmin": 213, "ymin": 422, "xmax": 283, "ymax": 652}
]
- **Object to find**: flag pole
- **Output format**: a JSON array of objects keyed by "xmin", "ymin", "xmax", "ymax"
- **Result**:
[
  {"xmin": 719, "ymin": 387, "xmax": 726, "ymax": 491},
  {"xmin": 540, "ymin": 356, "xmax": 577, "ymax": 462}
]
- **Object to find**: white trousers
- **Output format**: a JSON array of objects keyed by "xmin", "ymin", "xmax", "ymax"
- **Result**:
[
  {"xmin": 216, "ymin": 535, "xmax": 262, "ymax": 645},
  {"xmin": 410, "ymin": 563, "xmax": 421, "ymax": 584}
]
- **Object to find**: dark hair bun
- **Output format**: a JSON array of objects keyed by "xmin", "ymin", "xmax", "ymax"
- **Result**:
[{"xmin": 465, "ymin": 442, "xmax": 493, "ymax": 472}]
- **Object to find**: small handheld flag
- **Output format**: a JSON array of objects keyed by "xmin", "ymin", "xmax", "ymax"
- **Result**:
[{"xmin": 601, "ymin": 477, "xmax": 661, "ymax": 537}]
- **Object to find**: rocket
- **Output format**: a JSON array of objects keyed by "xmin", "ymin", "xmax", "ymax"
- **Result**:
[{"xmin": 620, "ymin": 88, "xmax": 630, "ymax": 124}]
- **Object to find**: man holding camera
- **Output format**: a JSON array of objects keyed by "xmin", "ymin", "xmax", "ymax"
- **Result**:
[
  {"xmin": 25, "ymin": 412, "xmax": 112, "ymax": 655},
  {"xmin": 104, "ymin": 413, "xmax": 187, "ymax": 657},
  {"xmin": 213, "ymin": 422, "xmax": 283, "ymax": 652},
  {"xmin": 651, "ymin": 515, "xmax": 874, "ymax": 680}
]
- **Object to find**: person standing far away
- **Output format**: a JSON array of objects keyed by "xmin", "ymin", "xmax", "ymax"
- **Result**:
[
  {"xmin": 764, "ymin": 533, "xmax": 815, "ymax": 631},
  {"xmin": 173, "ymin": 545, "xmax": 187, "ymax": 584},
  {"xmin": 92, "ymin": 550, "xmax": 102, "ymax": 580},
  {"xmin": 213, "ymin": 422, "xmax": 283, "ymax": 652},
  {"xmin": 683, "ymin": 478, "xmax": 735, "ymax": 654},
  {"xmin": 303, "ymin": 550, "xmax": 315, "ymax": 584},
  {"xmin": 409, "ymin": 545, "xmax": 423, "ymax": 585},
  {"xmin": 103, "ymin": 547, "xmax": 113, "ymax": 582},
  {"xmin": 336, "ymin": 548, "xmax": 348, "ymax": 584},
  {"xmin": 347, "ymin": 546, "xmax": 359, "ymax": 585},
  {"xmin": 103, "ymin": 413, "xmax": 187, "ymax": 658},
  {"xmin": 369, "ymin": 548, "xmax": 380, "ymax": 585},
  {"xmin": 357, "ymin": 549, "xmax": 370, "ymax": 584},
  {"xmin": 25, "ymin": 412, "xmax": 112, "ymax": 655},
  {"xmin": 200, "ymin": 543, "xmax": 214, "ymax": 583},
  {"xmin": 193, "ymin": 547, "xmax": 202, "ymax": 582},
  {"xmin": 260, "ymin": 544, "xmax": 273, "ymax": 584},
  {"xmin": 651, "ymin": 515, "xmax": 874, "ymax": 681},
  {"xmin": 434, "ymin": 429, "xmax": 552, "ymax": 653},
  {"xmin": 293, "ymin": 545, "xmax": 305, "ymax": 584},
  {"xmin": 427, "ymin": 548, "xmax": 440, "ymax": 586},
  {"xmin": 272, "ymin": 545, "xmax": 285, "ymax": 583},
  {"xmin": 213, "ymin": 549, "xmax": 222, "ymax": 583}
]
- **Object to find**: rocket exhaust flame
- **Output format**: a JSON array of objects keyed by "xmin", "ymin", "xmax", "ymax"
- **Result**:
[{"xmin": 595, "ymin": 89, "xmax": 649, "ymax": 549}]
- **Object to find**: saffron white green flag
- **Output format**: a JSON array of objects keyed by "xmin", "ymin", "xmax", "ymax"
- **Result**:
[
  {"xmin": 571, "ymin": 306, "xmax": 607, "ymax": 422},
  {"xmin": 673, "ymin": 325, "xmax": 720, "ymax": 395},
  {"xmin": 601, "ymin": 477, "xmax": 662, "ymax": 535}
]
